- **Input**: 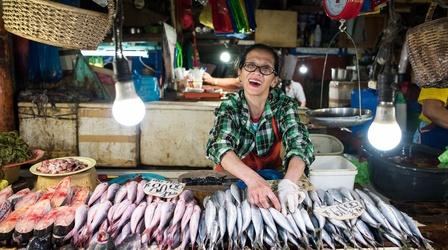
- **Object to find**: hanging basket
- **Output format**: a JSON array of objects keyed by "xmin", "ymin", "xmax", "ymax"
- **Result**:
[
  {"xmin": 1, "ymin": 0, "xmax": 114, "ymax": 50},
  {"xmin": 406, "ymin": 1, "xmax": 448, "ymax": 88}
]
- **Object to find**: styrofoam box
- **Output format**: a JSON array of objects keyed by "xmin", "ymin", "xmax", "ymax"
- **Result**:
[{"xmin": 309, "ymin": 155, "xmax": 358, "ymax": 190}]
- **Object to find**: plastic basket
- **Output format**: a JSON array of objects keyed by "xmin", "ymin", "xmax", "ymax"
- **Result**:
[{"xmin": 2, "ymin": 0, "xmax": 114, "ymax": 50}]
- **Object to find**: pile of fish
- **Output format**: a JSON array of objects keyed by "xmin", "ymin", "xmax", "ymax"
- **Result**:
[
  {"xmin": 0, "ymin": 177, "xmax": 89, "ymax": 248},
  {"xmin": 0, "ymin": 177, "xmax": 202, "ymax": 249},
  {"xmin": 201, "ymin": 184, "xmax": 433, "ymax": 250}
]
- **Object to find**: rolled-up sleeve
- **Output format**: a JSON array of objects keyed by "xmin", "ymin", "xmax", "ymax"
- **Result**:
[
  {"xmin": 206, "ymin": 106, "xmax": 239, "ymax": 165},
  {"xmin": 279, "ymin": 100, "xmax": 315, "ymax": 170}
]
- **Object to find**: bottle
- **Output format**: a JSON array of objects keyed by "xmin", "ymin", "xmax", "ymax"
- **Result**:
[
  {"xmin": 314, "ymin": 24, "xmax": 322, "ymax": 47},
  {"xmin": 395, "ymin": 91, "xmax": 407, "ymax": 135}
]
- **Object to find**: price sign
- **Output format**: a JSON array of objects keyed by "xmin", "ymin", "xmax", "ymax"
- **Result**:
[
  {"xmin": 314, "ymin": 200, "xmax": 364, "ymax": 220},
  {"xmin": 143, "ymin": 179, "xmax": 186, "ymax": 199}
]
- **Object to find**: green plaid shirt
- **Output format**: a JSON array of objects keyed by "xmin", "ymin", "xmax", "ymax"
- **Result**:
[{"xmin": 206, "ymin": 88, "xmax": 315, "ymax": 172}]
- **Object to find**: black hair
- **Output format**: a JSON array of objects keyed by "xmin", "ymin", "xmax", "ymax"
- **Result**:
[
  {"xmin": 236, "ymin": 44, "xmax": 279, "ymax": 75},
  {"xmin": 281, "ymin": 79, "xmax": 291, "ymax": 92}
]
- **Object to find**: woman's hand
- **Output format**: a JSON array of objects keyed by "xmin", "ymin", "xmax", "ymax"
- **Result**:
[
  {"xmin": 202, "ymin": 72, "xmax": 215, "ymax": 85},
  {"xmin": 246, "ymin": 176, "xmax": 281, "ymax": 210}
]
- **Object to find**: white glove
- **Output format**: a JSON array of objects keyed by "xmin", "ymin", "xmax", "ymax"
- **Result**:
[{"xmin": 277, "ymin": 179, "xmax": 306, "ymax": 215}]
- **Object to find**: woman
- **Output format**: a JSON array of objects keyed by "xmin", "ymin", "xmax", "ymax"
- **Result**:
[
  {"xmin": 282, "ymin": 79, "xmax": 307, "ymax": 107},
  {"xmin": 206, "ymin": 44, "xmax": 314, "ymax": 214}
]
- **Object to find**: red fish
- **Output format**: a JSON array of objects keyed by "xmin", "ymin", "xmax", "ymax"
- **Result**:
[{"xmin": 51, "ymin": 177, "xmax": 72, "ymax": 208}]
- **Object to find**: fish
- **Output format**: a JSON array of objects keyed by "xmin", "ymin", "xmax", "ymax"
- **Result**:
[
  {"xmin": 179, "ymin": 190, "xmax": 195, "ymax": 203},
  {"xmin": 377, "ymin": 200, "xmax": 402, "ymax": 232},
  {"xmin": 126, "ymin": 181, "xmax": 137, "ymax": 203},
  {"xmin": 251, "ymin": 205, "xmax": 264, "ymax": 247},
  {"xmin": 226, "ymin": 199, "xmax": 238, "ymax": 247},
  {"xmin": 214, "ymin": 190, "xmax": 226, "ymax": 207},
  {"xmin": 247, "ymin": 223, "xmax": 256, "ymax": 248},
  {"xmin": 309, "ymin": 190, "xmax": 322, "ymax": 206},
  {"xmin": 114, "ymin": 221, "xmax": 131, "ymax": 246},
  {"xmin": 113, "ymin": 199, "xmax": 131, "ymax": 222},
  {"xmin": 84, "ymin": 201, "xmax": 111, "ymax": 238},
  {"xmin": 53, "ymin": 206, "xmax": 77, "ymax": 236},
  {"xmin": 14, "ymin": 199, "xmax": 52, "ymax": 243},
  {"xmin": 171, "ymin": 199, "xmax": 186, "ymax": 226},
  {"xmin": 142, "ymin": 201, "xmax": 163, "ymax": 243},
  {"xmin": 135, "ymin": 180, "xmax": 147, "ymax": 204},
  {"xmin": 303, "ymin": 190, "xmax": 313, "ymax": 208},
  {"xmin": 321, "ymin": 229, "xmax": 336, "ymax": 250},
  {"xmin": 107, "ymin": 203, "xmax": 117, "ymax": 224},
  {"xmin": 26, "ymin": 233, "xmax": 52, "ymax": 250},
  {"xmin": 154, "ymin": 202, "xmax": 176, "ymax": 244},
  {"xmin": 204, "ymin": 199, "xmax": 216, "ymax": 239},
  {"xmin": 269, "ymin": 207, "xmax": 297, "ymax": 238},
  {"xmin": 50, "ymin": 177, "xmax": 72, "ymax": 208},
  {"xmin": 0, "ymin": 205, "xmax": 29, "ymax": 241},
  {"xmin": 217, "ymin": 205, "xmax": 227, "ymax": 241},
  {"xmin": 105, "ymin": 183, "xmax": 119, "ymax": 202},
  {"xmin": 88, "ymin": 182, "xmax": 108, "ymax": 206},
  {"xmin": 146, "ymin": 194, "xmax": 153, "ymax": 204},
  {"xmin": 300, "ymin": 207, "xmax": 316, "ymax": 234},
  {"xmin": 7, "ymin": 188, "xmax": 30, "ymax": 206},
  {"xmin": 230, "ymin": 184, "xmax": 241, "ymax": 206},
  {"xmin": 328, "ymin": 188, "xmax": 343, "ymax": 203},
  {"xmin": 130, "ymin": 201, "xmax": 146, "ymax": 233},
  {"xmin": 15, "ymin": 191, "xmax": 40, "ymax": 210},
  {"xmin": 401, "ymin": 211, "xmax": 432, "ymax": 248},
  {"xmin": 0, "ymin": 200, "xmax": 11, "ymax": 222},
  {"xmin": 180, "ymin": 224, "xmax": 191, "ymax": 250},
  {"xmin": 70, "ymin": 187, "xmax": 90, "ymax": 207},
  {"xmin": 390, "ymin": 205, "xmax": 413, "ymax": 237},
  {"xmin": 189, "ymin": 205, "xmax": 201, "ymax": 248},
  {"xmin": 114, "ymin": 185, "xmax": 127, "ymax": 204},
  {"xmin": 286, "ymin": 213, "xmax": 302, "ymax": 239},
  {"xmin": 181, "ymin": 201, "xmax": 195, "ymax": 232},
  {"xmin": 144, "ymin": 202, "xmax": 158, "ymax": 230},
  {"xmin": 0, "ymin": 186, "xmax": 13, "ymax": 203},
  {"xmin": 63, "ymin": 204, "xmax": 88, "ymax": 241},
  {"xmin": 197, "ymin": 210, "xmax": 206, "ymax": 249},
  {"xmin": 236, "ymin": 204, "xmax": 242, "ymax": 236},
  {"xmin": 110, "ymin": 203, "xmax": 136, "ymax": 237},
  {"xmin": 259, "ymin": 207, "xmax": 277, "ymax": 236},
  {"xmin": 240, "ymin": 199, "xmax": 252, "ymax": 233}
]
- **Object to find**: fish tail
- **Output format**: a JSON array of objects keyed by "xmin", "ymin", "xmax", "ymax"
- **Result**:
[{"xmin": 63, "ymin": 229, "xmax": 74, "ymax": 241}]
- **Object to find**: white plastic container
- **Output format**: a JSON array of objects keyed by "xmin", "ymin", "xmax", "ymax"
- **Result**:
[
  {"xmin": 309, "ymin": 155, "xmax": 358, "ymax": 190},
  {"xmin": 309, "ymin": 134, "xmax": 344, "ymax": 155}
]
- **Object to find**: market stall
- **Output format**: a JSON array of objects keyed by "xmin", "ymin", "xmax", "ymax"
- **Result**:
[{"xmin": 0, "ymin": 0, "xmax": 447, "ymax": 249}]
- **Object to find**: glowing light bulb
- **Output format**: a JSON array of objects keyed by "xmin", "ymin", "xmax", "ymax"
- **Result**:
[
  {"xmin": 299, "ymin": 64, "xmax": 308, "ymax": 74},
  {"xmin": 220, "ymin": 51, "xmax": 231, "ymax": 63},
  {"xmin": 112, "ymin": 80, "xmax": 146, "ymax": 126},
  {"xmin": 367, "ymin": 103, "xmax": 402, "ymax": 151}
]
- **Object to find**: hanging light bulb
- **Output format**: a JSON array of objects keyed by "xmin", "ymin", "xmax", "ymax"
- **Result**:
[
  {"xmin": 220, "ymin": 51, "xmax": 231, "ymax": 63},
  {"xmin": 112, "ymin": 0, "xmax": 145, "ymax": 126},
  {"xmin": 299, "ymin": 64, "xmax": 308, "ymax": 74},
  {"xmin": 367, "ymin": 64, "xmax": 401, "ymax": 151}
]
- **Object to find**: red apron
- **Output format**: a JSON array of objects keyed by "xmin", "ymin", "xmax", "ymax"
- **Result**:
[{"xmin": 215, "ymin": 117, "xmax": 282, "ymax": 172}]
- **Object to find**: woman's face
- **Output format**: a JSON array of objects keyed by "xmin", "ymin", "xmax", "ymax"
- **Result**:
[{"xmin": 238, "ymin": 49, "xmax": 278, "ymax": 98}]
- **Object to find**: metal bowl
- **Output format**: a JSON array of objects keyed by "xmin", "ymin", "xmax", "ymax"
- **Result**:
[{"xmin": 306, "ymin": 107, "xmax": 373, "ymax": 127}]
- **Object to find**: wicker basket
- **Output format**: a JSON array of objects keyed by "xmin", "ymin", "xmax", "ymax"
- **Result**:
[
  {"xmin": 406, "ymin": 2, "xmax": 448, "ymax": 88},
  {"xmin": 2, "ymin": 0, "xmax": 114, "ymax": 50}
]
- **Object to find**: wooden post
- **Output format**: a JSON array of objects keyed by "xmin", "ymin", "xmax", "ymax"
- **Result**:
[{"xmin": 0, "ymin": 8, "xmax": 15, "ymax": 132}]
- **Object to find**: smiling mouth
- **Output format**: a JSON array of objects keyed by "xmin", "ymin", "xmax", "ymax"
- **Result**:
[{"xmin": 248, "ymin": 79, "xmax": 262, "ymax": 87}]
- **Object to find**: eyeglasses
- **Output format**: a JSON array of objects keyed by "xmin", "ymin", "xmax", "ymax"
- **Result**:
[{"xmin": 243, "ymin": 62, "xmax": 276, "ymax": 76}]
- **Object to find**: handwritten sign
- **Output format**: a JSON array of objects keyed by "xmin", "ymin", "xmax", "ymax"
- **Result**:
[
  {"xmin": 314, "ymin": 200, "xmax": 364, "ymax": 220},
  {"xmin": 143, "ymin": 179, "xmax": 186, "ymax": 199}
]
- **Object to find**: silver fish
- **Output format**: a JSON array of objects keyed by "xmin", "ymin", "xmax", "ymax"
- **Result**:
[
  {"xmin": 316, "ymin": 189, "xmax": 326, "ymax": 204},
  {"xmin": 339, "ymin": 187, "xmax": 354, "ymax": 200},
  {"xmin": 126, "ymin": 181, "xmax": 137, "ymax": 203},
  {"xmin": 247, "ymin": 223, "xmax": 255, "ymax": 248},
  {"xmin": 286, "ymin": 213, "xmax": 302, "ymax": 239},
  {"xmin": 230, "ymin": 184, "xmax": 241, "ymax": 206},
  {"xmin": 360, "ymin": 210, "xmax": 381, "ymax": 228},
  {"xmin": 226, "ymin": 199, "xmax": 237, "ymax": 242},
  {"xmin": 300, "ymin": 207, "xmax": 316, "ymax": 234},
  {"xmin": 236, "ymin": 204, "xmax": 243, "ymax": 236},
  {"xmin": 265, "ymin": 222, "xmax": 279, "ymax": 242},
  {"xmin": 312, "ymin": 207, "xmax": 326, "ymax": 230},
  {"xmin": 286, "ymin": 231, "xmax": 301, "ymax": 248},
  {"xmin": 204, "ymin": 199, "xmax": 216, "ymax": 238},
  {"xmin": 390, "ymin": 205, "xmax": 413, "ymax": 236},
  {"xmin": 328, "ymin": 188, "xmax": 343, "ymax": 203},
  {"xmin": 324, "ymin": 191, "xmax": 335, "ymax": 206},
  {"xmin": 209, "ymin": 220, "xmax": 219, "ymax": 249},
  {"xmin": 321, "ymin": 229, "xmax": 335, "ymax": 250},
  {"xmin": 197, "ymin": 210, "xmax": 206, "ymax": 249},
  {"xmin": 214, "ymin": 190, "xmax": 226, "ymax": 207},
  {"xmin": 240, "ymin": 199, "xmax": 252, "ymax": 233},
  {"xmin": 263, "ymin": 231, "xmax": 276, "ymax": 248},
  {"xmin": 251, "ymin": 205, "xmax": 264, "ymax": 245},
  {"xmin": 309, "ymin": 190, "xmax": 322, "ymax": 206},
  {"xmin": 277, "ymin": 227, "xmax": 288, "ymax": 249},
  {"xmin": 269, "ymin": 208, "xmax": 297, "ymax": 237},
  {"xmin": 384, "ymin": 232, "xmax": 402, "ymax": 247},
  {"xmin": 378, "ymin": 200, "xmax": 402, "ymax": 232},
  {"xmin": 353, "ymin": 226, "xmax": 371, "ymax": 247},
  {"xmin": 355, "ymin": 189, "xmax": 376, "ymax": 206},
  {"xmin": 130, "ymin": 201, "xmax": 146, "ymax": 233},
  {"xmin": 135, "ymin": 180, "xmax": 147, "ymax": 204},
  {"xmin": 88, "ymin": 182, "xmax": 108, "ymax": 206},
  {"xmin": 303, "ymin": 190, "xmax": 312, "ymax": 208},
  {"xmin": 355, "ymin": 219, "xmax": 376, "ymax": 243},
  {"xmin": 259, "ymin": 207, "xmax": 278, "ymax": 236},
  {"xmin": 292, "ymin": 210, "xmax": 307, "ymax": 235},
  {"xmin": 218, "ymin": 205, "xmax": 227, "ymax": 241},
  {"xmin": 401, "ymin": 212, "xmax": 426, "ymax": 240}
]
